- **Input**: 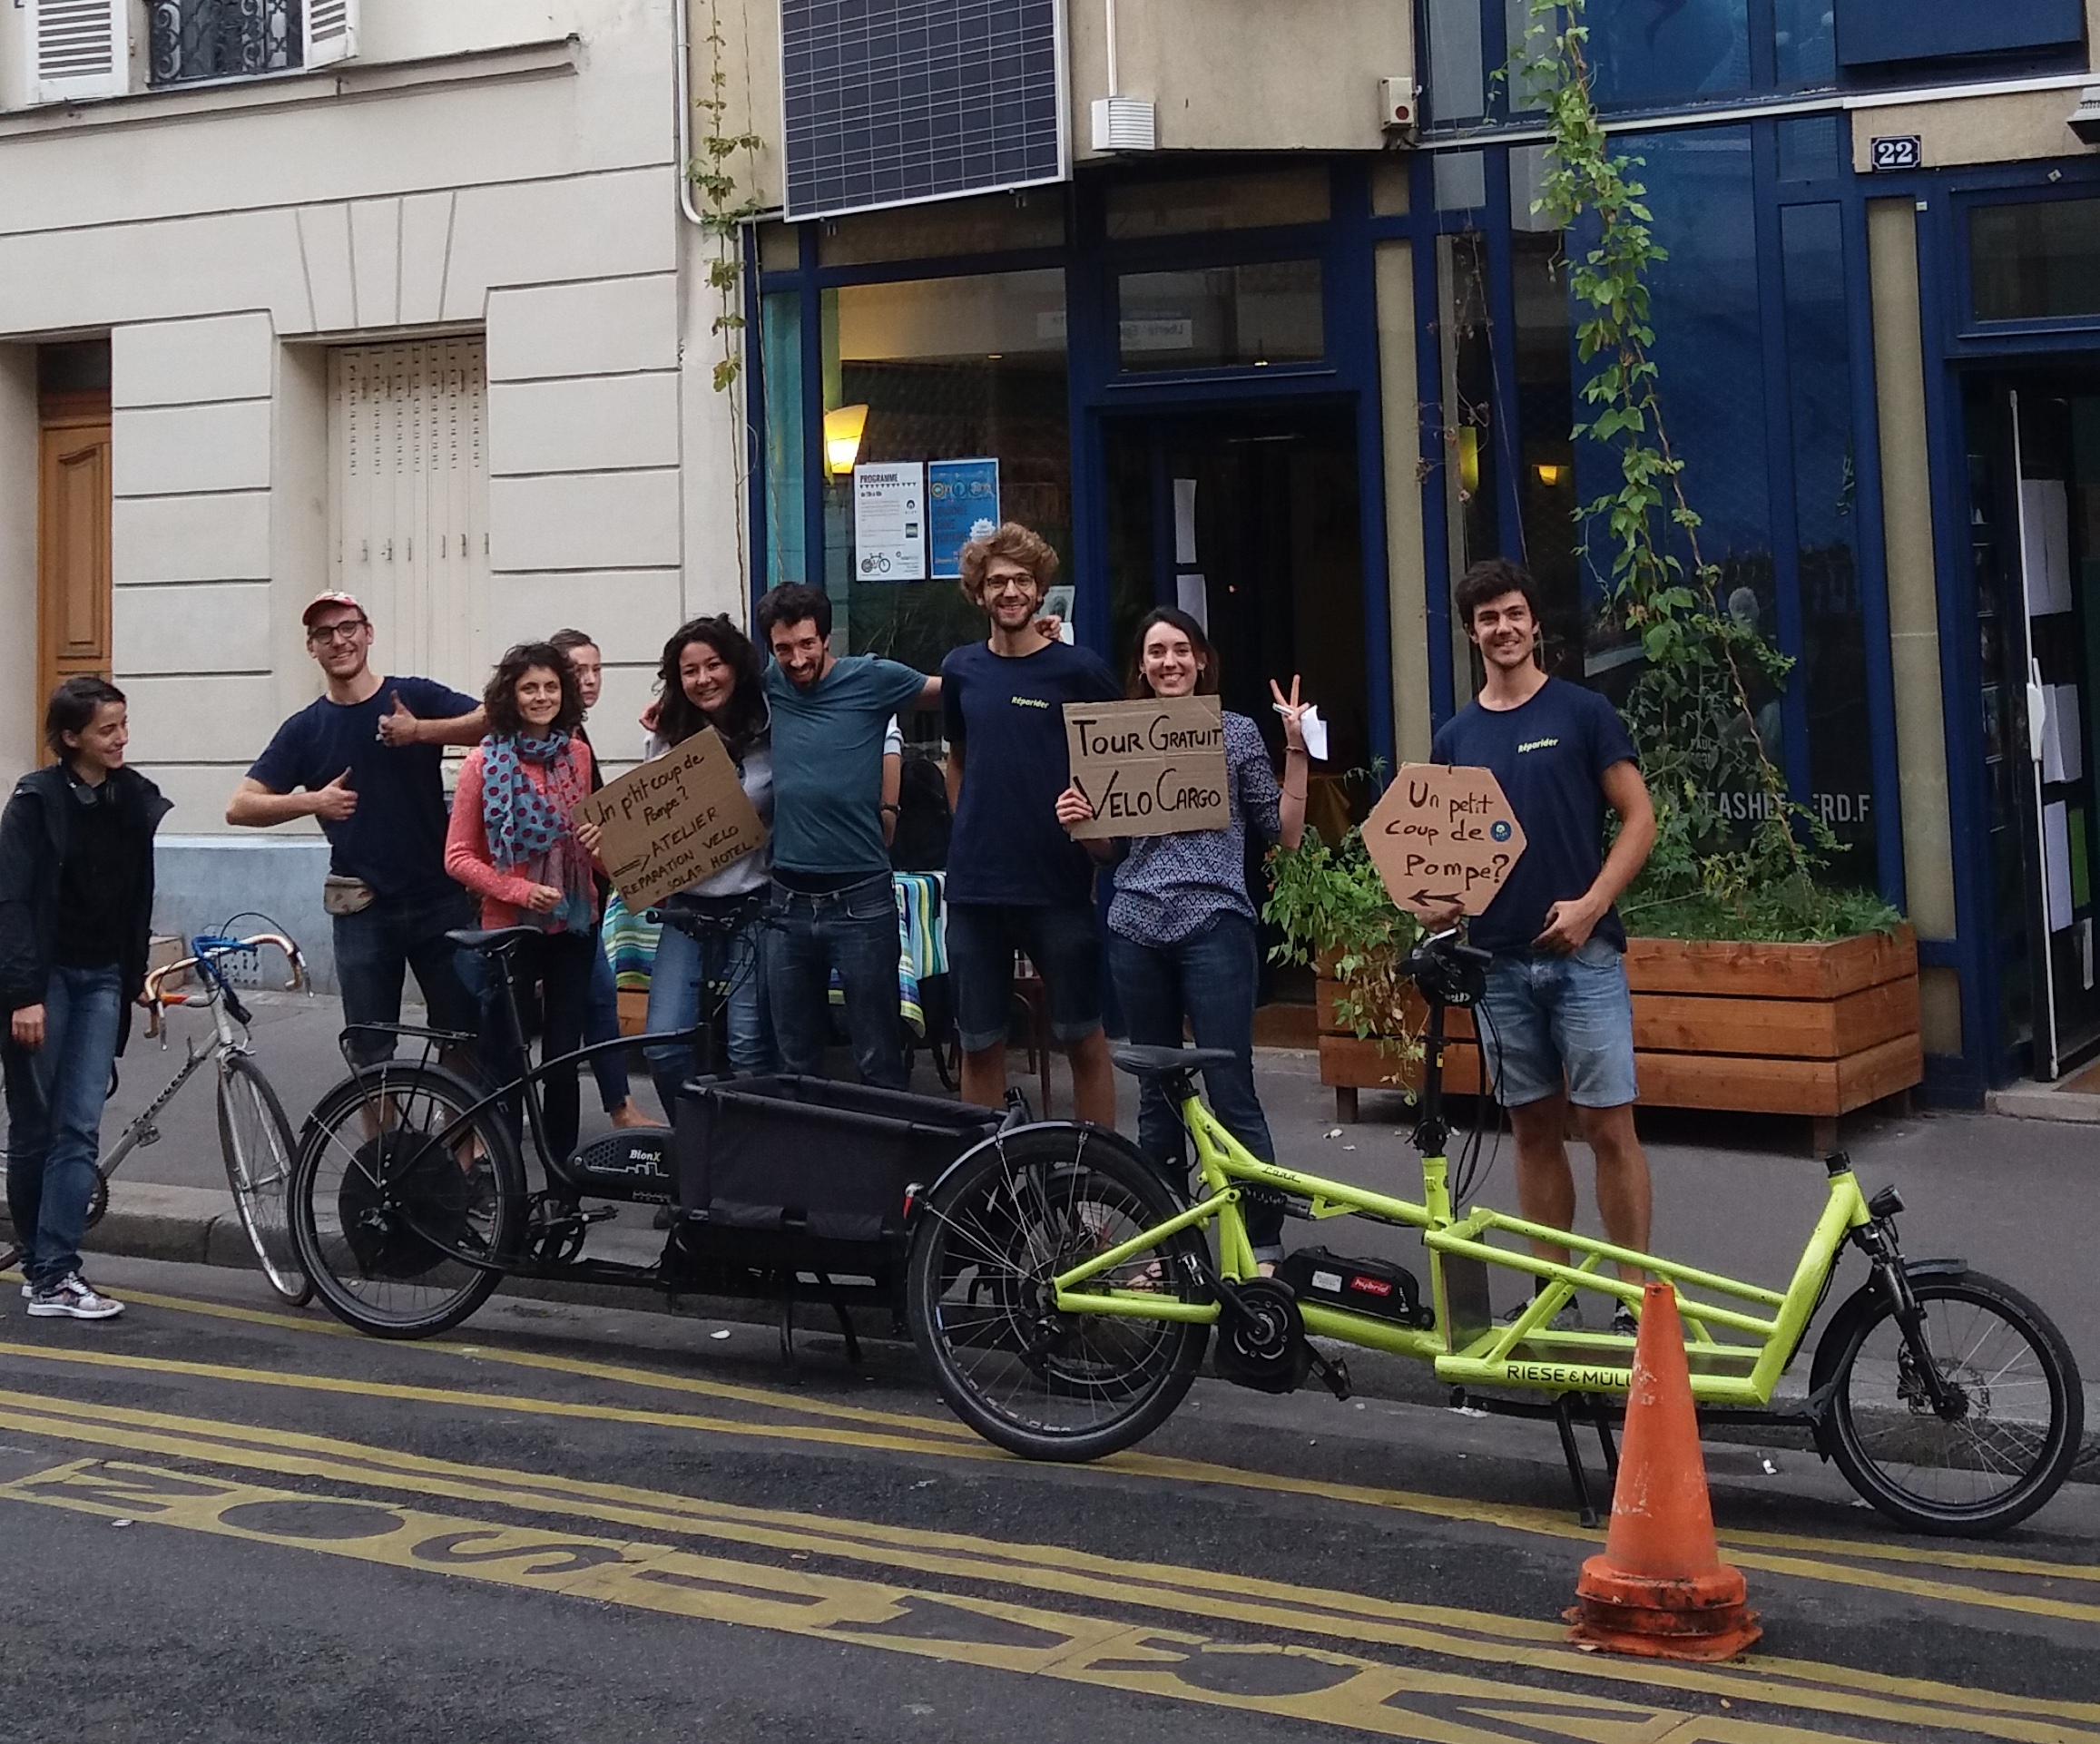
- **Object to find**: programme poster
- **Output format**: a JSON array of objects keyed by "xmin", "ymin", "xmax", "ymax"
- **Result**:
[
  {"xmin": 853, "ymin": 463, "xmax": 925, "ymax": 581},
  {"xmin": 928, "ymin": 458, "xmax": 1000, "ymax": 578}
]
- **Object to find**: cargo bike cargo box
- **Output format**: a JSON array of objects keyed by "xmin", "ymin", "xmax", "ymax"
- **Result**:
[{"xmin": 672, "ymin": 1074, "xmax": 1004, "ymax": 1259}]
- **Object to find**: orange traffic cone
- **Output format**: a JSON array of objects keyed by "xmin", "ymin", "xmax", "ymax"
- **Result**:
[{"xmin": 1565, "ymin": 1279, "xmax": 1761, "ymax": 1661}]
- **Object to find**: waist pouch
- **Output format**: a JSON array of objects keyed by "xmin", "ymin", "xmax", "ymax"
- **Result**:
[{"xmin": 322, "ymin": 873, "xmax": 377, "ymax": 916}]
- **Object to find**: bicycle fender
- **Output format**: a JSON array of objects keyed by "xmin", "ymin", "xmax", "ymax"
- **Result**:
[{"xmin": 907, "ymin": 1120, "xmax": 1178, "ymax": 1230}]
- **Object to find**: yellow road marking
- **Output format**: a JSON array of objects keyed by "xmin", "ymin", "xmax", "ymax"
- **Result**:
[
  {"xmin": 4, "ymin": 1386, "xmax": 2098, "ymax": 1744},
  {"xmin": 5, "ymin": 1334, "xmax": 2095, "ymax": 1632},
  {"xmin": 103, "ymin": 1276, "xmax": 2100, "ymax": 1589},
  {"xmin": 0, "ymin": 1453, "xmax": 1996, "ymax": 1744}
]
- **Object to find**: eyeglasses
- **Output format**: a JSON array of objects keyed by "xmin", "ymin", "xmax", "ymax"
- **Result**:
[{"xmin": 307, "ymin": 619, "xmax": 368, "ymax": 645}]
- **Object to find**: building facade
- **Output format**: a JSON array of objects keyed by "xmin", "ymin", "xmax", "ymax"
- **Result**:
[
  {"xmin": 727, "ymin": 0, "xmax": 2100, "ymax": 1101},
  {"xmin": 0, "ymin": 0, "xmax": 746, "ymax": 975}
]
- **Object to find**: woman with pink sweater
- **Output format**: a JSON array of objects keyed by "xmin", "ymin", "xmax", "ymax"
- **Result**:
[{"xmin": 445, "ymin": 641, "xmax": 599, "ymax": 1163}]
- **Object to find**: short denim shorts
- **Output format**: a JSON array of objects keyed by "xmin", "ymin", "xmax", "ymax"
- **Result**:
[
  {"xmin": 947, "ymin": 900, "xmax": 1104, "ymax": 1053},
  {"xmin": 1475, "ymin": 935, "xmax": 1638, "ymax": 1110}
]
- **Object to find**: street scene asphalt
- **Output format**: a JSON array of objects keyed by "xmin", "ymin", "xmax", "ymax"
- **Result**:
[{"xmin": 3, "ymin": 990, "xmax": 2098, "ymax": 1741}]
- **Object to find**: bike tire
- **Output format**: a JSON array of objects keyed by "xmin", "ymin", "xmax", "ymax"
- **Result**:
[
  {"xmin": 215, "ymin": 1053, "xmax": 312, "ymax": 1307},
  {"xmin": 1816, "ymin": 1269, "xmax": 2083, "ymax": 1535},
  {"xmin": 908, "ymin": 1125, "xmax": 1210, "ymax": 1463},
  {"xmin": 290, "ymin": 1063, "xmax": 525, "ymax": 1340}
]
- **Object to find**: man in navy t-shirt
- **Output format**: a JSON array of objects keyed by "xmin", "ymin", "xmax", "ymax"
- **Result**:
[
  {"xmin": 1428, "ymin": 559, "xmax": 1657, "ymax": 1336},
  {"xmin": 941, "ymin": 524, "xmax": 1121, "ymax": 1124},
  {"xmin": 227, "ymin": 593, "xmax": 484, "ymax": 1064}
]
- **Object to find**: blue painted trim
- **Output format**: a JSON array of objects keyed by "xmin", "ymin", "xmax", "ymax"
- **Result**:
[
  {"xmin": 1481, "ymin": 145, "xmax": 1527, "ymax": 567},
  {"xmin": 1915, "ymin": 936, "xmax": 1960, "ymax": 968},
  {"xmin": 1065, "ymin": 179, "xmax": 1115, "ymax": 656},
  {"xmin": 798, "ymin": 224, "xmax": 827, "ymax": 597},
  {"xmin": 744, "ymin": 224, "xmax": 769, "ymax": 616},
  {"xmin": 1335, "ymin": 159, "xmax": 1398, "ymax": 769},
  {"xmin": 1414, "ymin": 150, "xmax": 1458, "ymax": 731}
]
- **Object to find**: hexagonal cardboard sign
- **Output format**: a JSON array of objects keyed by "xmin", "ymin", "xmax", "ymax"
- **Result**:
[{"xmin": 1364, "ymin": 764, "xmax": 1527, "ymax": 918}]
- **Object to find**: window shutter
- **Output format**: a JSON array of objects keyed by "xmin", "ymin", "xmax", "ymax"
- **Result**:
[
  {"xmin": 29, "ymin": 0, "xmax": 130, "ymax": 104},
  {"xmin": 303, "ymin": 0, "xmax": 359, "ymax": 68}
]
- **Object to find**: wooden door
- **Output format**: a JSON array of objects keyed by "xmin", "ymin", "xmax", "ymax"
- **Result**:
[{"xmin": 36, "ymin": 412, "xmax": 113, "ymax": 752}]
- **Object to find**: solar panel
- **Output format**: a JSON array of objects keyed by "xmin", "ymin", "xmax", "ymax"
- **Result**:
[{"xmin": 780, "ymin": 0, "xmax": 1067, "ymax": 223}]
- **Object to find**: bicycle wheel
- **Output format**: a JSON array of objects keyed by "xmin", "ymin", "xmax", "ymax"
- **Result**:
[
  {"xmin": 1816, "ymin": 1269, "xmax": 2083, "ymax": 1535},
  {"xmin": 908, "ymin": 1125, "xmax": 1211, "ymax": 1463},
  {"xmin": 291, "ymin": 1063, "xmax": 524, "ymax": 1339},
  {"xmin": 215, "ymin": 1053, "xmax": 311, "ymax": 1307}
]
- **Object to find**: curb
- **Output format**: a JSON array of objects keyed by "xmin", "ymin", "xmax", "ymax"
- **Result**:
[{"xmin": 27, "ymin": 1190, "xmax": 2099, "ymax": 1484}]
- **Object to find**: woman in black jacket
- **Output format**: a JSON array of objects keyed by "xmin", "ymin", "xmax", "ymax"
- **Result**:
[{"xmin": 0, "ymin": 677, "xmax": 171, "ymax": 1319}]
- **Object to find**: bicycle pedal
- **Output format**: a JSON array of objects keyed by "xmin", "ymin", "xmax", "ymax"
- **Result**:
[
  {"xmin": 136, "ymin": 1125, "xmax": 162, "ymax": 1148},
  {"xmin": 1310, "ymin": 1347, "xmax": 1352, "ymax": 1402}
]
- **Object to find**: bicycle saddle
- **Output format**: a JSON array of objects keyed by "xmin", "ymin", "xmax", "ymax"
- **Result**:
[
  {"xmin": 446, "ymin": 926, "xmax": 544, "ymax": 955},
  {"xmin": 1112, "ymin": 1044, "xmax": 1240, "ymax": 1078}
]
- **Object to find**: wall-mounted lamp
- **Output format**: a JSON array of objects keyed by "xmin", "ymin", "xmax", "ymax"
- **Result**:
[
  {"xmin": 1457, "ymin": 426, "xmax": 1480, "ymax": 495},
  {"xmin": 1536, "ymin": 462, "xmax": 1566, "ymax": 486},
  {"xmin": 825, "ymin": 403, "xmax": 868, "ymax": 477}
]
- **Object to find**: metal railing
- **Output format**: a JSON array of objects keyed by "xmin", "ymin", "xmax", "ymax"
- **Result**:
[{"xmin": 149, "ymin": 0, "xmax": 300, "ymax": 86}]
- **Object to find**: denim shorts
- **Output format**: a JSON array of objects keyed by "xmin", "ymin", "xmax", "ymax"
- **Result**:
[
  {"xmin": 947, "ymin": 900, "xmax": 1104, "ymax": 1053},
  {"xmin": 1475, "ymin": 936, "xmax": 1638, "ymax": 1110}
]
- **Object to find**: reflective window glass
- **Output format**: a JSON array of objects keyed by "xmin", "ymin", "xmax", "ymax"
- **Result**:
[
  {"xmin": 1115, "ymin": 261, "xmax": 1323, "ymax": 371},
  {"xmin": 819, "ymin": 269, "xmax": 1069, "ymax": 671},
  {"xmin": 1586, "ymin": 0, "xmax": 1751, "ymax": 106},
  {"xmin": 1970, "ymin": 199, "xmax": 2100, "ymax": 323},
  {"xmin": 761, "ymin": 291, "xmax": 805, "ymax": 591},
  {"xmin": 1422, "ymin": 0, "xmax": 1485, "ymax": 122},
  {"xmin": 1773, "ymin": 0, "xmax": 1838, "ymax": 84},
  {"xmin": 1104, "ymin": 168, "xmax": 1330, "ymax": 240}
]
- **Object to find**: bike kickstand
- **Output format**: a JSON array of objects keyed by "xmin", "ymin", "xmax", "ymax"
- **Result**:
[
  {"xmin": 1588, "ymin": 1395, "xmax": 1620, "ymax": 1482},
  {"xmin": 820, "ymin": 1276, "xmax": 862, "ymax": 1366},
  {"xmin": 1554, "ymin": 1396, "xmax": 1602, "ymax": 1530}
]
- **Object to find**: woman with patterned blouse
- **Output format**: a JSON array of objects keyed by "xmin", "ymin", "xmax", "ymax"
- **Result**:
[{"xmin": 1055, "ymin": 606, "xmax": 1310, "ymax": 1268}]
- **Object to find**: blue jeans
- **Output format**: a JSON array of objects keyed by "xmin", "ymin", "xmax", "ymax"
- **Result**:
[
  {"xmin": 4, "ymin": 965, "xmax": 123, "ymax": 1288},
  {"xmin": 643, "ymin": 907, "xmax": 774, "ymax": 1114},
  {"xmin": 1477, "ymin": 936, "xmax": 1638, "ymax": 1110},
  {"xmin": 764, "ymin": 875, "xmax": 904, "ymax": 1090},
  {"xmin": 1107, "ymin": 913, "xmax": 1283, "ymax": 1257},
  {"xmin": 585, "ymin": 941, "xmax": 632, "ymax": 1113},
  {"xmin": 334, "ymin": 887, "xmax": 480, "ymax": 1067}
]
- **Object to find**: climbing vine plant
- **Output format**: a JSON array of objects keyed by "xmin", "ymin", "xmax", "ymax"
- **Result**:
[
  {"xmin": 1513, "ymin": 0, "xmax": 1855, "ymax": 924},
  {"xmin": 691, "ymin": 0, "xmax": 762, "ymax": 395}
]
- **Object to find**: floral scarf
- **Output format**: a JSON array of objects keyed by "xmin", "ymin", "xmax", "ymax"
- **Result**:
[{"xmin": 479, "ymin": 731, "xmax": 595, "ymax": 931}]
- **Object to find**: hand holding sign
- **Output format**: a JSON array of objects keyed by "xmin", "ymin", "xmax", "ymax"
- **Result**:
[
  {"xmin": 1363, "ymin": 764, "xmax": 1526, "ymax": 920},
  {"xmin": 573, "ymin": 726, "xmax": 766, "ymax": 913},
  {"xmin": 1062, "ymin": 696, "xmax": 1230, "ymax": 841}
]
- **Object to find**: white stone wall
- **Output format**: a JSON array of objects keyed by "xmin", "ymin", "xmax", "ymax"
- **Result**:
[{"xmin": 0, "ymin": 0, "xmax": 747, "ymax": 828}]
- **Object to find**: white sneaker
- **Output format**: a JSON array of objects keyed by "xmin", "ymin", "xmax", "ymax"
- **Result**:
[{"xmin": 26, "ymin": 1273, "xmax": 124, "ymax": 1320}]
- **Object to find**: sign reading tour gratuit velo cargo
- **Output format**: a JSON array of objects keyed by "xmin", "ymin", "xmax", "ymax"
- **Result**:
[
  {"xmin": 1062, "ymin": 695, "xmax": 1231, "ymax": 841},
  {"xmin": 1363, "ymin": 763, "xmax": 1527, "ymax": 918},
  {"xmin": 572, "ymin": 726, "xmax": 766, "ymax": 914}
]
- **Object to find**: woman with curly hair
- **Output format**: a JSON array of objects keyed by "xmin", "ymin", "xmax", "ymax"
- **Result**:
[
  {"xmin": 445, "ymin": 642, "xmax": 600, "ymax": 1162},
  {"xmin": 639, "ymin": 615, "xmax": 778, "ymax": 1114}
]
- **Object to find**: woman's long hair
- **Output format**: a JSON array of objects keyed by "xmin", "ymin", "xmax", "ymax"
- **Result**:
[
  {"xmin": 653, "ymin": 615, "xmax": 768, "ymax": 757},
  {"xmin": 1124, "ymin": 606, "xmax": 1221, "ymax": 701},
  {"xmin": 483, "ymin": 642, "xmax": 584, "ymax": 738}
]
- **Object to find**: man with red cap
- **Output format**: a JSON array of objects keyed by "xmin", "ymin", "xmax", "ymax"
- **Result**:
[{"xmin": 226, "ymin": 594, "xmax": 484, "ymax": 1064}]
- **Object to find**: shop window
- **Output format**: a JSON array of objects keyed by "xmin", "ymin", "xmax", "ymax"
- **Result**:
[
  {"xmin": 817, "ymin": 189, "xmax": 1065, "ymax": 268},
  {"xmin": 1585, "ymin": 0, "xmax": 1751, "ymax": 107},
  {"xmin": 1772, "ymin": 0, "xmax": 1838, "ymax": 85},
  {"xmin": 1969, "ymin": 199, "xmax": 2100, "ymax": 325},
  {"xmin": 819, "ymin": 269, "xmax": 1069, "ymax": 675},
  {"xmin": 1115, "ymin": 262, "xmax": 1322, "ymax": 372},
  {"xmin": 761, "ymin": 292, "xmax": 806, "ymax": 591},
  {"xmin": 1104, "ymin": 168, "xmax": 1330, "ymax": 240},
  {"xmin": 1781, "ymin": 201, "xmax": 1875, "ymax": 882},
  {"xmin": 1437, "ymin": 230, "xmax": 1498, "ymax": 694}
]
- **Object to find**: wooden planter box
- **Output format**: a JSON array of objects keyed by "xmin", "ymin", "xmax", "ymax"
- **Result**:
[{"xmin": 1318, "ymin": 927, "xmax": 1922, "ymax": 1146}]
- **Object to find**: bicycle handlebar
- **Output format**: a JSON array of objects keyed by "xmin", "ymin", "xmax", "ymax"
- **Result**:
[{"xmin": 142, "ymin": 933, "xmax": 307, "ymax": 1039}]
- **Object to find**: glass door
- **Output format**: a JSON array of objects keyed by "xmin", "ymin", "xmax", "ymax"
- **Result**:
[{"xmin": 1981, "ymin": 375, "xmax": 2100, "ymax": 1079}]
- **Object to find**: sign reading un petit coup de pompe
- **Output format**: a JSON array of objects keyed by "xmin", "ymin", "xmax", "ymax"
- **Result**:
[
  {"xmin": 573, "ymin": 726, "xmax": 766, "ymax": 914},
  {"xmin": 1062, "ymin": 696, "xmax": 1230, "ymax": 840},
  {"xmin": 1364, "ymin": 763, "xmax": 1527, "ymax": 918}
]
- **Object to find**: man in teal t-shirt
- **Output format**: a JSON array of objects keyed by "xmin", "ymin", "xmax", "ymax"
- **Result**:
[{"xmin": 757, "ymin": 583, "xmax": 940, "ymax": 1087}]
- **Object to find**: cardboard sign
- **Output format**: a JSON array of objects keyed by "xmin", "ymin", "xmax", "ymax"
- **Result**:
[
  {"xmin": 1364, "ymin": 764, "xmax": 1527, "ymax": 918},
  {"xmin": 1063, "ymin": 696, "xmax": 1230, "ymax": 840},
  {"xmin": 573, "ymin": 727, "xmax": 766, "ymax": 914}
]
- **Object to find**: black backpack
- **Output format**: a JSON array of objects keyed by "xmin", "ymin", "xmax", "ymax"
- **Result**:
[{"xmin": 890, "ymin": 748, "xmax": 952, "ymax": 871}]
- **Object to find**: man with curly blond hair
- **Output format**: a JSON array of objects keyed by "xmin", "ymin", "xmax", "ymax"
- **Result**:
[{"xmin": 940, "ymin": 524, "xmax": 1121, "ymax": 1122}]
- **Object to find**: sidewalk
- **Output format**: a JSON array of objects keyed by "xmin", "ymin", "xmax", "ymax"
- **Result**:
[{"xmin": 15, "ymin": 986, "xmax": 2100, "ymax": 1398}]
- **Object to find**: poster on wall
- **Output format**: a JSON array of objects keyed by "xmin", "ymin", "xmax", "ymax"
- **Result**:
[
  {"xmin": 853, "ymin": 463, "xmax": 925, "ymax": 581},
  {"xmin": 928, "ymin": 458, "xmax": 1000, "ymax": 577}
]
